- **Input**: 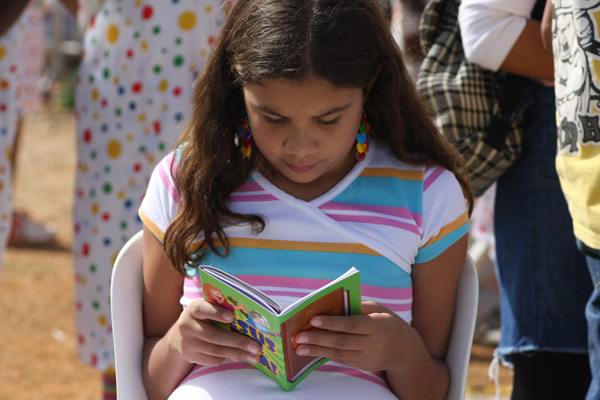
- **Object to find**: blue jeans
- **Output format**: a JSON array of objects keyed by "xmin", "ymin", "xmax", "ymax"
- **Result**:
[
  {"xmin": 494, "ymin": 81, "xmax": 592, "ymax": 362},
  {"xmin": 584, "ymin": 253, "xmax": 600, "ymax": 400}
]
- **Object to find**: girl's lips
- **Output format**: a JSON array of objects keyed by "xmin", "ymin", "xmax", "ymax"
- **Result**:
[{"xmin": 285, "ymin": 162, "xmax": 317, "ymax": 173}]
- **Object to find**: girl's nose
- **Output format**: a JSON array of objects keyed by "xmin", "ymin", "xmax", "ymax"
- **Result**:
[{"xmin": 283, "ymin": 129, "xmax": 318, "ymax": 159}]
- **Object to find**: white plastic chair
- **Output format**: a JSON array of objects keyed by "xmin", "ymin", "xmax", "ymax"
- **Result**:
[
  {"xmin": 110, "ymin": 231, "xmax": 478, "ymax": 400},
  {"xmin": 111, "ymin": 230, "xmax": 147, "ymax": 399},
  {"xmin": 446, "ymin": 254, "xmax": 479, "ymax": 400}
]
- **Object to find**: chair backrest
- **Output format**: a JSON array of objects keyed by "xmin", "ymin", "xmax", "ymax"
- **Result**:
[
  {"xmin": 110, "ymin": 230, "xmax": 147, "ymax": 399},
  {"xmin": 445, "ymin": 255, "xmax": 479, "ymax": 400},
  {"xmin": 110, "ymin": 231, "xmax": 478, "ymax": 400}
]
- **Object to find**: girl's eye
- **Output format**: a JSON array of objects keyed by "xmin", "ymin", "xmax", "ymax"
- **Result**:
[
  {"xmin": 318, "ymin": 116, "xmax": 340, "ymax": 126},
  {"xmin": 264, "ymin": 115, "xmax": 285, "ymax": 125}
]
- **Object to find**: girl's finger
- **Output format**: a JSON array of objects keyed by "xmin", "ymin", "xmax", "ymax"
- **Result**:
[
  {"xmin": 193, "ymin": 339, "xmax": 261, "ymax": 364},
  {"xmin": 295, "ymin": 343, "xmax": 363, "ymax": 363},
  {"xmin": 188, "ymin": 300, "xmax": 236, "ymax": 324},
  {"xmin": 309, "ymin": 313, "xmax": 378, "ymax": 335},
  {"xmin": 294, "ymin": 329, "xmax": 367, "ymax": 351},
  {"xmin": 192, "ymin": 321, "xmax": 262, "ymax": 358}
]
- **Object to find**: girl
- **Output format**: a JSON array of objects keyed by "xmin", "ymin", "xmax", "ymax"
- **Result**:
[{"xmin": 139, "ymin": 0, "xmax": 473, "ymax": 399}]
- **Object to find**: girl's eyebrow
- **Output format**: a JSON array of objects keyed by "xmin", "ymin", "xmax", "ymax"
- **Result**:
[
  {"xmin": 253, "ymin": 103, "xmax": 352, "ymax": 118},
  {"xmin": 316, "ymin": 104, "xmax": 351, "ymax": 118},
  {"xmin": 254, "ymin": 104, "xmax": 285, "ymax": 118}
]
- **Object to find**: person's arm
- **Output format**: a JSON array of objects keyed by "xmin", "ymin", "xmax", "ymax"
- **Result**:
[
  {"xmin": 459, "ymin": 0, "xmax": 553, "ymax": 80},
  {"xmin": 499, "ymin": 19, "xmax": 553, "ymax": 80},
  {"xmin": 386, "ymin": 234, "xmax": 468, "ymax": 399},
  {"xmin": 293, "ymin": 234, "xmax": 468, "ymax": 399},
  {"xmin": 141, "ymin": 225, "xmax": 262, "ymax": 400},
  {"xmin": 541, "ymin": 0, "xmax": 553, "ymax": 53},
  {"xmin": 0, "ymin": 0, "xmax": 30, "ymax": 37}
]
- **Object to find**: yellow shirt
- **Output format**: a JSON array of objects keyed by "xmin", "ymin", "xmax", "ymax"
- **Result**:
[{"xmin": 553, "ymin": 0, "xmax": 600, "ymax": 250}]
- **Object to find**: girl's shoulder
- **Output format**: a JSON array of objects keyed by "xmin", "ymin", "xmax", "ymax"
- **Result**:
[
  {"xmin": 367, "ymin": 141, "xmax": 449, "ymax": 181},
  {"xmin": 366, "ymin": 141, "xmax": 466, "ymax": 203},
  {"xmin": 154, "ymin": 145, "xmax": 185, "ymax": 175}
]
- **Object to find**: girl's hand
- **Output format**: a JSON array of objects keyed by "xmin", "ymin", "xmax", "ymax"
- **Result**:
[
  {"xmin": 166, "ymin": 299, "xmax": 262, "ymax": 366},
  {"xmin": 293, "ymin": 301, "xmax": 427, "ymax": 373}
]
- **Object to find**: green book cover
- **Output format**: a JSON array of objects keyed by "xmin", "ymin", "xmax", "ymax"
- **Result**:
[{"xmin": 199, "ymin": 266, "xmax": 362, "ymax": 391}]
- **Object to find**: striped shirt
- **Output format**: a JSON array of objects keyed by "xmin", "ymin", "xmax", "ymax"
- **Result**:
[{"xmin": 139, "ymin": 140, "xmax": 469, "ymax": 397}]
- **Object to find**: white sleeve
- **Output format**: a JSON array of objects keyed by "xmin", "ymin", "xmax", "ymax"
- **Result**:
[
  {"xmin": 415, "ymin": 167, "xmax": 470, "ymax": 264},
  {"xmin": 138, "ymin": 152, "xmax": 180, "ymax": 242},
  {"xmin": 458, "ymin": 0, "xmax": 536, "ymax": 71}
]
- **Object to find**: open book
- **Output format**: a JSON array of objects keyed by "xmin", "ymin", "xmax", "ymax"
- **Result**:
[{"xmin": 199, "ymin": 265, "xmax": 362, "ymax": 391}]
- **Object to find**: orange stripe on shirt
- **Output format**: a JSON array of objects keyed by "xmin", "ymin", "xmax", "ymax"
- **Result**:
[
  {"xmin": 196, "ymin": 236, "xmax": 381, "ymax": 256},
  {"xmin": 139, "ymin": 212, "xmax": 382, "ymax": 256},
  {"xmin": 139, "ymin": 210, "xmax": 165, "ymax": 242},
  {"xmin": 361, "ymin": 167, "xmax": 424, "ymax": 180},
  {"xmin": 423, "ymin": 211, "xmax": 469, "ymax": 247}
]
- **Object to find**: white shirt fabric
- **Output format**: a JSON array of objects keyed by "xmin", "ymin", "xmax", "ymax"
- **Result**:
[{"xmin": 458, "ymin": 0, "xmax": 536, "ymax": 71}]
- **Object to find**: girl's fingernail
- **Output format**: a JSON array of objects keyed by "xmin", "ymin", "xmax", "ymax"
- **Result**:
[
  {"xmin": 295, "ymin": 335, "xmax": 308, "ymax": 343},
  {"xmin": 222, "ymin": 312, "xmax": 234, "ymax": 321},
  {"xmin": 248, "ymin": 343, "xmax": 261, "ymax": 354},
  {"xmin": 247, "ymin": 354, "xmax": 260, "ymax": 363},
  {"xmin": 297, "ymin": 347, "xmax": 309, "ymax": 356},
  {"xmin": 311, "ymin": 317, "xmax": 322, "ymax": 327}
]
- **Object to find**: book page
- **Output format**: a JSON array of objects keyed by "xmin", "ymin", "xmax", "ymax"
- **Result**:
[
  {"xmin": 280, "ymin": 287, "xmax": 350, "ymax": 382},
  {"xmin": 200, "ymin": 265, "xmax": 282, "ymax": 314},
  {"xmin": 280, "ymin": 267, "xmax": 358, "ymax": 315}
]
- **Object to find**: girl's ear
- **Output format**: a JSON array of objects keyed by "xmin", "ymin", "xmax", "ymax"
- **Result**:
[{"xmin": 365, "ymin": 65, "xmax": 382, "ymax": 101}]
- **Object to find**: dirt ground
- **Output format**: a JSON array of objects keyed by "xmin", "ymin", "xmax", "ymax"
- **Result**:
[{"xmin": 0, "ymin": 103, "xmax": 513, "ymax": 399}]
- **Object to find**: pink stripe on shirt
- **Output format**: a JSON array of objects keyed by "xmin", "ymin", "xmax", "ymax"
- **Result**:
[
  {"xmin": 181, "ymin": 362, "xmax": 256, "ymax": 385},
  {"xmin": 236, "ymin": 181, "xmax": 265, "ymax": 192},
  {"xmin": 317, "ymin": 364, "xmax": 389, "ymax": 389},
  {"xmin": 326, "ymin": 214, "xmax": 421, "ymax": 235},
  {"xmin": 158, "ymin": 162, "xmax": 179, "ymax": 204},
  {"xmin": 185, "ymin": 275, "xmax": 411, "ymax": 298},
  {"xmin": 320, "ymin": 202, "xmax": 422, "ymax": 227},
  {"xmin": 168, "ymin": 152, "xmax": 179, "ymax": 176},
  {"xmin": 183, "ymin": 288, "xmax": 412, "ymax": 313},
  {"xmin": 228, "ymin": 194, "xmax": 279, "ymax": 202},
  {"xmin": 180, "ymin": 362, "xmax": 389, "ymax": 390},
  {"xmin": 424, "ymin": 166, "xmax": 445, "ymax": 192}
]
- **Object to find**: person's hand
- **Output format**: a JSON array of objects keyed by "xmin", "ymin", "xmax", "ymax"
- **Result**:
[
  {"xmin": 293, "ymin": 301, "xmax": 426, "ymax": 373},
  {"xmin": 166, "ymin": 299, "xmax": 262, "ymax": 366}
]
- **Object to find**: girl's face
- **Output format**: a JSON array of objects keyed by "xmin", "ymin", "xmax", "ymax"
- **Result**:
[{"xmin": 243, "ymin": 75, "xmax": 365, "ymax": 198}]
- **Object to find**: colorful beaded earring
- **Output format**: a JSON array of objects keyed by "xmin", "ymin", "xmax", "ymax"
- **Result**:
[
  {"xmin": 356, "ymin": 112, "xmax": 371, "ymax": 161},
  {"xmin": 235, "ymin": 110, "xmax": 252, "ymax": 158}
]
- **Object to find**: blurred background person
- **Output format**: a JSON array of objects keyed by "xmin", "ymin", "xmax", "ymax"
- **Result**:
[
  {"xmin": 543, "ymin": 1, "xmax": 600, "ymax": 398},
  {"xmin": 459, "ymin": 0, "xmax": 593, "ymax": 399},
  {"xmin": 0, "ymin": 0, "xmax": 58, "ymax": 272},
  {"xmin": 390, "ymin": 0, "xmax": 427, "ymax": 79},
  {"xmin": 70, "ymin": 1, "xmax": 236, "ymax": 398}
]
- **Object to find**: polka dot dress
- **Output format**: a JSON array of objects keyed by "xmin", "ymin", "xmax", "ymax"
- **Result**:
[
  {"xmin": 0, "ymin": 1, "xmax": 46, "ymax": 272},
  {"xmin": 0, "ymin": 30, "xmax": 19, "ymax": 272},
  {"xmin": 73, "ymin": 0, "xmax": 234, "ymax": 372}
]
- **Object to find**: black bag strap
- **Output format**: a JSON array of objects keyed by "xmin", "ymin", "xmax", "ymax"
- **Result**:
[
  {"xmin": 531, "ymin": 0, "xmax": 546, "ymax": 21},
  {"xmin": 484, "ymin": 0, "xmax": 547, "ymax": 150},
  {"xmin": 485, "ymin": 74, "xmax": 528, "ymax": 149}
]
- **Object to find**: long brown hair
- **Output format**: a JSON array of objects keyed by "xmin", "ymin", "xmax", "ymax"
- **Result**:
[{"xmin": 164, "ymin": 0, "xmax": 474, "ymax": 275}]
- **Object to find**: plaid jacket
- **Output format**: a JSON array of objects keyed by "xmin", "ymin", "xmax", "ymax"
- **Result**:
[{"xmin": 416, "ymin": 0, "xmax": 523, "ymax": 197}]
